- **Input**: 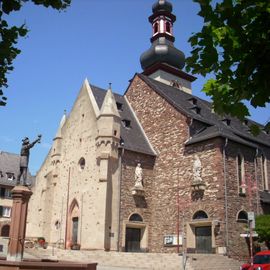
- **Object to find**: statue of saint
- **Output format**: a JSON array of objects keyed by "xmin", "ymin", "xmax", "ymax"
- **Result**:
[
  {"xmin": 193, "ymin": 155, "xmax": 202, "ymax": 183},
  {"xmin": 17, "ymin": 135, "xmax": 42, "ymax": 186},
  {"xmin": 134, "ymin": 163, "xmax": 143, "ymax": 188}
]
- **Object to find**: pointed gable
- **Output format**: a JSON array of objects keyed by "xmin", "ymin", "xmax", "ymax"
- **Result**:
[{"xmin": 99, "ymin": 88, "xmax": 120, "ymax": 118}]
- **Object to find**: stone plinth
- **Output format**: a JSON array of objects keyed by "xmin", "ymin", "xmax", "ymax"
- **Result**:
[
  {"xmin": 131, "ymin": 186, "xmax": 145, "ymax": 197},
  {"xmin": 7, "ymin": 186, "xmax": 33, "ymax": 262}
]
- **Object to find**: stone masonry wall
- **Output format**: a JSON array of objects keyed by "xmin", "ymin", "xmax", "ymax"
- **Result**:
[
  {"xmin": 119, "ymin": 150, "xmax": 155, "ymax": 251},
  {"xmin": 125, "ymin": 75, "xmax": 226, "ymax": 253}
]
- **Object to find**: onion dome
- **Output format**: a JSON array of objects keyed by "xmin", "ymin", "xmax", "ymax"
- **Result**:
[
  {"xmin": 152, "ymin": 0, "xmax": 173, "ymax": 13},
  {"xmin": 140, "ymin": 0, "xmax": 185, "ymax": 71}
]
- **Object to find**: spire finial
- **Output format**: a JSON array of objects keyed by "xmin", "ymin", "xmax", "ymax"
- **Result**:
[{"xmin": 109, "ymin": 83, "xmax": 112, "ymax": 90}]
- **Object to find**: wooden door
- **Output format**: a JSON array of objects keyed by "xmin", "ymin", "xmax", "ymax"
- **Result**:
[
  {"xmin": 195, "ymin": 226, "xmax": 212, "ymax": 253},
  {"xmin": 125, "ymin": 228, "xmax": 141, "ymax": 252}
]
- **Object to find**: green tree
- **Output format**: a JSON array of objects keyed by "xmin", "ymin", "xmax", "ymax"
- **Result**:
[
  {"xmin": 0, "ymin": 0, "xmax": 71, "ymax": 106},
  {"xmin": 186, "ymin": 0, "xmax": 270, "ymax": 123},
  {"xmin": 255, "ymin": 214, "xmax": 270, "ymax": 249}
]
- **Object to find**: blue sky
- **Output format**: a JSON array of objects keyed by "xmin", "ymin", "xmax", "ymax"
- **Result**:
[{"xmin": 1, "ymin": 0, "xmax": 269, "ymax": 175}]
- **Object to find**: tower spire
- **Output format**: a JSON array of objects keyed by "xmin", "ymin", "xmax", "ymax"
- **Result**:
[
  {"xmin": 140, "ymin": 0, "xmax": 196, "ymax": 93},
  {"xmin": 140, "ymin": 0, "xmax": 185, "ymax": 71}
]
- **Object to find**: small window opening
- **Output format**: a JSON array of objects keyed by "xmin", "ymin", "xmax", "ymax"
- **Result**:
[
  {"xmin": 114, "ymin": 130, "xmax": 117, "ymax": 136},
  {"xmin": 1, "ymin": 225, "xmax": 10, "ymax": 237},
  {"xmin": 78, "ymin": 157, "xmax": 85, "ymax": 170},
  {"xmin": 122, "ymin": 119, "xmax": 131, "ymax": 128},
  {"xmin": 116, "ymin": 102, "xmax": 123, "ymax": 111},
  {"xmin": 6, "ymin": 173, "xmax": 14, "ymax": 181},
  {"xmin": 129, "ymin": 213, "xmax": 143, "ymax": 222},
  {"xmin": 237, "ymin": 210, "xmax": 248, "ymax": 223},
  {"xmin": 193, "ymin": 210, "xmax": 208, "ymax": 220}
]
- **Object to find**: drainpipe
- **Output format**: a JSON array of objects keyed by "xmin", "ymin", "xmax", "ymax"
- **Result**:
[
  {"xmin": 65, "ymin": 167, "xmax": 71, "ymax": 249},
  {"xmin": 117, "ymin": 146, "xmax": 124, "ymax": 251},
  {"xmin": 223, "ymin": 138, "xmax": 229, "ymax": 255},
  {"xmin": 254, "ymin": 148, "xmax": 259, "ymax": 214}
]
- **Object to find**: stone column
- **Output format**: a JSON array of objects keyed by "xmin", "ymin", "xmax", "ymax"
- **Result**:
[{"xmin": 7, "ymin": 186, "xmax": 33, "ymax": 261}]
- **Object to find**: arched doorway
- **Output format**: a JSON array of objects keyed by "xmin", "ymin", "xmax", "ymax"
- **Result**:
[
  {"xmin": 67, "ymin": 199, "xmax": 80, "ymax": 248},
  {"xmin": 193, "ymin": 211, "xmax": 212, "ymax": 254},
  {"xmin": 1, "ymin": 224, "xmax": 10, "ymax": 237},
  {"xmin": 125, "ymin": 213, "xmax": 144, "ymax": 252}
]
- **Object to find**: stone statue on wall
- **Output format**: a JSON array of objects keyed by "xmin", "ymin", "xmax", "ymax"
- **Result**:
[
  {"xmin": 193, "ymin": 155, "xmax": 202, "ymax": 183},
  {"xmin": 134, "ymin": 163, "xmax": 143, "ymax": 188},
  {"xmin": 17, "ymin": 135, "xmax": 42, "ymax": 186}
]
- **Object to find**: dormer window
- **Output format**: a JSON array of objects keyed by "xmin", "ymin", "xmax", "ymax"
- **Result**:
[
  {"xmin": 0, "ymin": 171, "xmax": 3, "ymax": 178},
  {"xmin": 222, "ymin": 118, "xmax": 231, "ymax": 126},
  {"xmin": 122, "ymin": 119, "xmax": 131, "ymax": 128},
  {"xmin": 116, "ymin": 102, "xmax": 123, "ymax": 111},
  {"xmin": 190, "ymin": 106, "xmax": 201, "ymax": 115},
  {"xmin": 188, "ymin": 97, "xmax": 197, "ymax": 105},
  {"xmin": 6, "ymin": 173, "xmax": 15, "ymax": 181}
]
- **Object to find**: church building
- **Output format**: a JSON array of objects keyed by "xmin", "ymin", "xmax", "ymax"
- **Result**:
[{"xmin": 26, "ymin": 0, "xmax": 270, "ymax": 259}]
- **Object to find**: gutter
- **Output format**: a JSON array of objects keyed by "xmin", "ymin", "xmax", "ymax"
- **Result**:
[{"xmin": 223, "ymin": 138, "xmax": 229, "ymax": 255}]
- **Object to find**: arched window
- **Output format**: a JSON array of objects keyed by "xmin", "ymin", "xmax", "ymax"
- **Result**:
[
  {"xmin": 129, "ymin": 213, "xmax": 143, "ymax": 222},
  {"xmin": 237, "ymin": 154, "xmax": 245, "ymax": 194},
  {"xmin": 153, "ymin": 23, "xmax": 159, "ymax": 34},
  {"xmin": 262, "ymin": 155, "xmax": 268, "ymax": 190},
  {"xmin": 1, "ymin": 224, "xmax": 10, "ymax": 237},
  {"xmin": 237, "ymin": 210, "xmax": 248, "ymax": 223},
  {"xmin": 165, "ymin": 21, "xmax": 171, "ymax": 33},
  {"xmin": 193, "ymin": 210, "xmax": 208, "ymax": 220},
  {"xmin": 78, "ymin": 157, "xmax": 85, "ymax": 170}
]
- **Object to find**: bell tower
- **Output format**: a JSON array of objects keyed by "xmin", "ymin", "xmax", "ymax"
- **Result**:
[{"xmin": 140, "ymin": 0, "xmax": 196, "ymax": 93}]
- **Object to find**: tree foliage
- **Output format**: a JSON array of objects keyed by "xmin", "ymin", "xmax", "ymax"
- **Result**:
[
  {"xmin": 255, "ymin": 214, "xmax": 270, "ymax": 249},
  {"xmin": 186, "ymin": 0, "xmax": 270, "ymax": 122},
  {"xmin": 0, "ymin": 0, "xmax": 71, "ymax": 106}
]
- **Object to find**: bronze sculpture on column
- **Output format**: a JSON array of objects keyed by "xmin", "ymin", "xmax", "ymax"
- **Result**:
[
  {"xmin": 17, "ymin": 135, "xmax": 42, "ymax": 186},
  {"xmin": 7, "ymin": 135, "xmax": 41, "ymax": 262}
]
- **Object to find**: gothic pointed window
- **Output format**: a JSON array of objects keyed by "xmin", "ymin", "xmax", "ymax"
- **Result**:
[
  {"xmin": 237, "ymin": 154, "xmax": 245, "ymax": 194},
  {"xmin": 262, "ymin": 154, "xmax": 268, "ymax": 190}
]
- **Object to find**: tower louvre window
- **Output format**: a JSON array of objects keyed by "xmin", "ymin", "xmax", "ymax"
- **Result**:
[
  {"xmin": 165, "ymin": 21, "xmax": 171, "ymax": 33},
  {"xmin": 154, "ymin": 22, "xmax": 159, "ymax": 34}
]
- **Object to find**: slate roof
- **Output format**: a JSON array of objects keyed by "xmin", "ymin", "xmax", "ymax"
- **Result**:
[
  {"xmin": 260, "ymin": 191, "xmax": 270, "ymax": 204},
  {"xmin": 137, "ymin": 73, "xmax": 270, "ymax": 149},
  {"xmin": 0, "ymin": 151, "xmax": 34, "ymax": 187},
  {"xmin": 90, "ymin": 85, "xmax": 156, "ymax": 156}
]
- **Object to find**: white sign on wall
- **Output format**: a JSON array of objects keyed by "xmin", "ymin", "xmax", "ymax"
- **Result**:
[{"xmin": 164, "ymin": 235, "xmax": 183, "ymax": 246}]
